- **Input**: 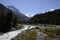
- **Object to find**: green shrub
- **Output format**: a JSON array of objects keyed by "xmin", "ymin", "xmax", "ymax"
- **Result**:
[{"xmin": 16, "ymin": 24, "xmax": 23, "ymax": 29}]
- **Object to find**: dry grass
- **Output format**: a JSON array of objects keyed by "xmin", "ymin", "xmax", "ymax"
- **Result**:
[
  {"xmin": 40, "ymin": 27, "xmax": 60, "ymax": 38},
  {"xmin": 15, "ymin": 29, "xmax": 36, "ymax": 40}
]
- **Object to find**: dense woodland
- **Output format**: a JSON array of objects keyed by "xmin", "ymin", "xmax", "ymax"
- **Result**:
[
  {"xmin": 0, "ymin": 4, "xmax": 17, "ymax": 33},
  {"xmin": 29, "ymin": 9, "xmax": 60, "ymax": 25}
]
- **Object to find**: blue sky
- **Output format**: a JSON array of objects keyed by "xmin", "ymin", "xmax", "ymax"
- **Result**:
[{"xmin": 0, "ymin": 0, "xmax": 60, "ymax": 17}]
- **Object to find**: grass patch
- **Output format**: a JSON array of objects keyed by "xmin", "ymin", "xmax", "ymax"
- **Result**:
[
  {"xmin": 40, "ymin": 27, "xmax": 60, "ymax": 38},
  {"xmin": 16, "ymin": 24, "xmax": 23, "ymax": 29},
  {"xmin": 15, "ymin": 29, "xmax": 36, "ymax": 40}
]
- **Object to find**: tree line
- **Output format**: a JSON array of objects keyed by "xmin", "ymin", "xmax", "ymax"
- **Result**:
[{"xmin": 29, "ymin": 9, "xmax": 60, "ymax": 25}]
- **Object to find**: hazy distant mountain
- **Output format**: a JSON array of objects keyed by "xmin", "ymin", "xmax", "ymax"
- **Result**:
[{"xmin": 7, "ymin": 6, "xmax": 29, "ymax": 22}]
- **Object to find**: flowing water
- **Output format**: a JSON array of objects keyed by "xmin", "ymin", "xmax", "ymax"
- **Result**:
[{"xmin": 0, "ymin": 25, "xmax": 35, "ymax": 40}]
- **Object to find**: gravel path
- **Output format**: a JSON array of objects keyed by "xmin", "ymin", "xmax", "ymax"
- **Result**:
[{"xmin": 35, "ymin": 29, "xmax": 45, "ymax": 40}]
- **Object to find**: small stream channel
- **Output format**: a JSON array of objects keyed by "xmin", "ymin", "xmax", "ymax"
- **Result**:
[{"xmin": 0, "ymin": 25, "xmax": 35, "ymax": 40}]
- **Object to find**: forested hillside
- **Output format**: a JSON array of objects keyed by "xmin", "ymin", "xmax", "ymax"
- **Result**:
[
  {"xmin": 29, "ymin": 9, "xmax": 60, "ymax": 25},
  {"xmin": 0, "ymin": 4, "xmax": 18, "ymax": 33}
]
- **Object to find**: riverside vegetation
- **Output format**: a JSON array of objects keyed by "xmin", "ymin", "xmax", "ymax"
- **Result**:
[{"xmin": 15, "ymin": 29, "xmax": 36, "ymax": 40}]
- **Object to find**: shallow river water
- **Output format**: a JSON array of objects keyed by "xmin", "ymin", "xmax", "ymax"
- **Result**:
[{"xmin": 0, "ymin": 25, "xmax": 35, "ymax": 40}]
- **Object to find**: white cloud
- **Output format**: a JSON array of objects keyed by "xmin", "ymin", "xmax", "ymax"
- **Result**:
[
  {"xmin": 40, "ymin": 9, "xmax": 55, "ymax": 14},
  {"xmin": 49, "ymin": 9, "xmax": 55, "ymax": 11},
  {"xmin": 41, "ymin": 11, "xmax": 46, "ymax": 13},
  {"xmin": 24, "ymin": 13, "xmax": 35, "ymax": 18}
]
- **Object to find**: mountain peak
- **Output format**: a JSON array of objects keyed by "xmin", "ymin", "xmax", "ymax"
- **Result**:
[
  {"xmin": 0, "ymin": 3, "xmax": 4, "ymax": 6},
  {"xmin": 7, "ymin": 6, "xmax": 19, "ymax": 12},
  {"xmin": 7, "ymin": 6, "xmax": 29, "ymax": 22},
  {"xmin": 0, "ymin": 3, "xmax": 6, "ymax": 9},
  {"xmin": 0, "ymin": 3, "xmax": 9, "ymax": 11}
]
